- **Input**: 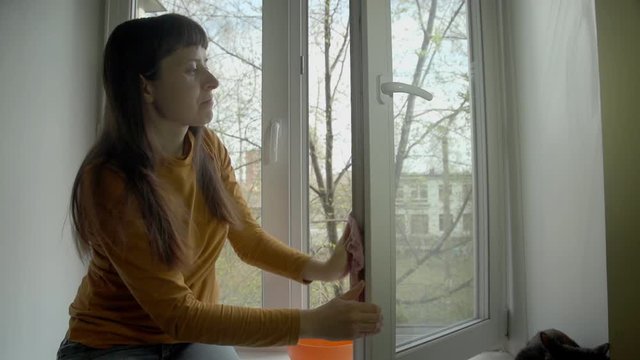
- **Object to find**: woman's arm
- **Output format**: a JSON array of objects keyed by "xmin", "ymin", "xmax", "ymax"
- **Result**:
[
  {"xmin": 205, "ymin": 129, "xmax": 321, "ymax": 283},
  {"xmin": 88, "ymin": 168, "xmax": 302, "ymax": 346}
]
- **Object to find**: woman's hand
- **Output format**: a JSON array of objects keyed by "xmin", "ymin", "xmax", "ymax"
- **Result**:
[
  {"xmin": 299, "ymin": 281, "xmax": 383, "ymax": 340},
  {"xmin": 301, "ymin": 235, "xmax": 349, "ymax": 282},
  {"xmin": 323, "ymin": 235, "xmax": 349, "ymax": 280}
]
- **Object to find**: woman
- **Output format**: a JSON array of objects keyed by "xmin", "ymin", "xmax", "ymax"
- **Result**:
[{"xmin": 56, "ymin": 13, "xmax": 382, "ymax": 360}]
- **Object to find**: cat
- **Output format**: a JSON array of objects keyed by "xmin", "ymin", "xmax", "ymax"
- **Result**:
[{"xmin": 515, "ymin": 328, "xmax": 610, "ymax": 360}]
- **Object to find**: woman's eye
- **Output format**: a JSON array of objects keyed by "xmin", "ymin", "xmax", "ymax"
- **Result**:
[{"xmin": 186, "ymin": 63, "xmax": 209, "ymax": 76}]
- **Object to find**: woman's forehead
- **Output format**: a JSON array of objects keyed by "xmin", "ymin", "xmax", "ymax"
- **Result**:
[{"xmin": 166, "ymin": 46, "xmax": 207, "ymax": 64}]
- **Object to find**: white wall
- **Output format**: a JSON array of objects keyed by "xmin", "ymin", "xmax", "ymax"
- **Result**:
[
  {"xmin": 0, "ymin": 0, "xmax": 103, "ymax": 358},
  {"xmin": 504, "ymin": 0, "xmax": 609, "ymax": 350}
]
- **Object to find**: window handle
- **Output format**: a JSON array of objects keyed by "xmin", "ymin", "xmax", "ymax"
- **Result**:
[
  {"xmin": 377, "ymin": 74, "xmax": 434, "ymax": 104},
  {"xmin": 267, "ymin": 120, "xmax": 280, "ymax": 164}
]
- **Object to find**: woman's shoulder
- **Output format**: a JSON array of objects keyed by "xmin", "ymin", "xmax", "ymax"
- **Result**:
[
  {"xmin": 200, "ymin": 126, "xmax": 226, "ymax": 160},
  {"xmin": 201, "ymin": 126, "xmax": 222, "ymax": 149}
]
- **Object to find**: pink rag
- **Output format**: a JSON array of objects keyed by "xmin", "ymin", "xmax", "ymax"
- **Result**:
[{"xmin": 341, "ymin": 212, "xmax": 364, "ymax": 300}]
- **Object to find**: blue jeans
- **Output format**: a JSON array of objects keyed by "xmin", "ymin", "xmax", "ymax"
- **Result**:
[{"xmin": 56, "ymin": 337, "xmax": 241, "ymax": 359}]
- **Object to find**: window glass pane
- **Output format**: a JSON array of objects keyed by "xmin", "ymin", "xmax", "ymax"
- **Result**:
[
  {"xmin": 391, "ymin": 0, "xmax": 477, "ymax": 348},
  {"xmin": 307, "ymin": 0, "xmax": 352, "ymax": 308},
  {"xmin": 137, "ymin": 0, "xmax": 263, "ymax": 308}
]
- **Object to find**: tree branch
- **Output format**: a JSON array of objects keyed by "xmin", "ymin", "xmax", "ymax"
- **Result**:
[
  {"xmin": 309, "ymin": 185, "xmax": 322, "ymax": 197},
  {"xmin": 329, "ymin": 19, "xmax": 350, "ymax": 74},
  {"xmin": 420, "ymin": 1, "xmax": 465, "ymax": 87},
  {"xmin": 233, "ymin": 158, "xmax": 260, "ymax": 170},
  {"xmin": 394, "ymin": 0, "xmax": 438, "ymax": 192},
  {"xmin": 207, "ymin": 36, "xmax": 262, "ymax": 71},
  {"xmin": 330, "ymin": 36, "xmax": 351, "ymax": 105},
  {"xmin": 213, "ymin": 130, "xmax": 261, "ymax": 149},
  {"xmin": 309, "ymin": 137, "xmax": 327, "ymax": 200},
  {"xmin": 402, "ymin": 99, "xmax": 467, "ymax": 161},
  {"xmin": 333, "ymin": 157, "xmax": 352, "ymax": 188}
]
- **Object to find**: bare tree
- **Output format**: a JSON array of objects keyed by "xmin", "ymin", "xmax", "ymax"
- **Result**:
[
  {"xmin": 307, "ymin": 0, "xmax": 474, "ymax": 309},
  {"xmin": 305, "ymin": 0, "xmax": 354, "ymax": 301},
  {"xmin": 154, "ymin": 1, "xmax": 475, "ymax": 319},
  {"xmin": 390, "ymin": 0, "xmax": 475, "ymax": 324}
]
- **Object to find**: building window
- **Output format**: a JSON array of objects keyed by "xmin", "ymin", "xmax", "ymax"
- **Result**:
[
  {"xmin": 439, "ymin": 184, "xmax": 452, "ymax": 201},
  {"xmin": 463, "ymin": 183, "xmax": 472, "ymax": 196},
  {"xmin": 439, "ymin": 213, "xmax": 454, "ymax": 232},
  {"xmin": 463, "ymin": 213, "xmax": 472, "ymax": 232},
  {"xmin": 410, "ymin": 214, "xmax": 429, "ymax": 235},
  {"xmin": 419, "ymin": 185, "xmax": 428, "ymax": 200}
]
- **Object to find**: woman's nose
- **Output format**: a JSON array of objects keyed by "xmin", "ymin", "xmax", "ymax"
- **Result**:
[{"xmin": 204, "ymin": 72, "xmax": 219, "ymax": 91}]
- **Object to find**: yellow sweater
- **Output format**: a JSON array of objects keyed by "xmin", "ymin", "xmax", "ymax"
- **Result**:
[{"xmin": 66, "ymin": 128, "xmax": 313, "ymax": 348}]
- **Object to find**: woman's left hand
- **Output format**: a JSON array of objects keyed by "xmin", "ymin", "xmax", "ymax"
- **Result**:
[
  {"xmin": 322, "ymin": 236, "xmax": 349, "ymax": 282},
  {"xmin": 302, "ymin": 234, "xmax": 349, "ymax": 282}
]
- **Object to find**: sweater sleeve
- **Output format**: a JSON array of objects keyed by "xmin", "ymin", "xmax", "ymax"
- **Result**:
[
  {"xmin": 204, "ymin": 128, "xmax": 313, "ymax": 284},
  {"xmin": 85, "ymin": 167, "xmax": 301, "ymax": 346}
]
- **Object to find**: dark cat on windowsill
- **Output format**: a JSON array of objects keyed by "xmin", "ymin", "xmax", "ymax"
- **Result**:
[{"xmin": 515, "ymin": 329, "xmax": 610, "ymax": 360}]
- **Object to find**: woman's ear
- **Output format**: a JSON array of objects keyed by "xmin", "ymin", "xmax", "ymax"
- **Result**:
[{"xmin": 139, "ymin": 74, "xmax": 155, "ymax": 104}]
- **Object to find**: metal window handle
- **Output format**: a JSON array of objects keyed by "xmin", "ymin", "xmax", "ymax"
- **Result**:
[
  {"xmin": 377, "ymin": 74, "xmax": 434, "ymax": 104},
  {"xmin": 267, "ymin": 120, "xmax": 280, "ymax": 164}
]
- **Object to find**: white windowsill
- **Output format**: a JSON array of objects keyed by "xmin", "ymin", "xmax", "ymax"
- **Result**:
[
  {"xmin": 236, "ymin": 347, "xmax": 514, "ymax": 360},
  {"xmin": 236, "ymin": 347, "xmax": 290, "ymax": 360}
]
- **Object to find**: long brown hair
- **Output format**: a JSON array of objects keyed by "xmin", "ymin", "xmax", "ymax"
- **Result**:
[{"xmin": 71, "ymin": 14, "xmax": 241, "ymax": 269}]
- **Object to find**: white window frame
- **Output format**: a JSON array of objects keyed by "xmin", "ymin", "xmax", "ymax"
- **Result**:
[
  {"xmin": 260, "ymin": 0, "xmax": 308, "ymax": 312},
  {"xmin": 104, "ymin": 2, "xmax": 303, "ymax": 358},
  {"xmin": 350, "ymin": 0, "xmax": 510, "ymax": 359},
  {"xmin": 101, "ymin": 0, "xmax": 137, "ymax": 136},
  {"xmin": 105, "ymin": 0, "xmax": 512, "ymax": 358},
  {"xmin": 105, "ymin": 0, "xmax": 306, "ymax": 311},
  {"xmin": 104, "ymin": 0, "xmax": 136, "ymax": 44}
]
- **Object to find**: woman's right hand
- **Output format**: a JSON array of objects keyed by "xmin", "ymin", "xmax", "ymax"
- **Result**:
[{"xmin": 299, "ymin": 281, "xmax": 383, "ymax": 340}]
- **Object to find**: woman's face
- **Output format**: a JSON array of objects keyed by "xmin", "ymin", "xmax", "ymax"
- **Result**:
[{"xmin": 142, "ymin": 45, "xmax": 218, "ymax": 126}]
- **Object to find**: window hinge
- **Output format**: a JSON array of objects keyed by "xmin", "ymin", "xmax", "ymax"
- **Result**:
[{"xmin": 300, "ymin": 55, "xmax": 305, "ymax": 75}]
